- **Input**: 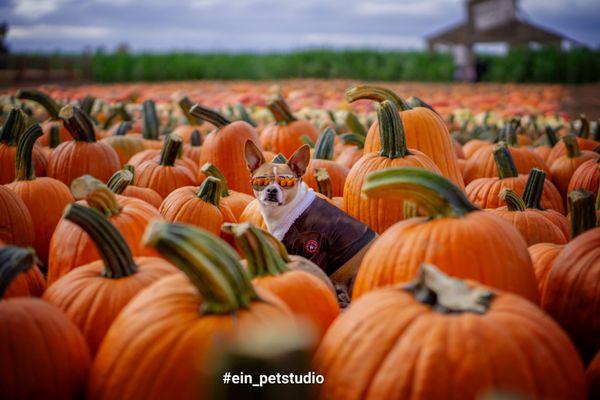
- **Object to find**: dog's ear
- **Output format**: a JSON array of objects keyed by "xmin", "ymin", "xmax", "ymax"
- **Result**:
[
  {"xmin": 244, "ymin": 140, "xmax": 266, "ymax": 173},
  {"xmin": 288, "ymin": 145, "xmax": 311, "ymax": 177}
]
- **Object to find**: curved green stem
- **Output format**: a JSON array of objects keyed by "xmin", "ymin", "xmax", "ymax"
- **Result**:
[
  {"xmin": 178, "ymin": 96, "xmax": 203, "ymax": 126},
  {"xmin": 0, "ymin": 246, "xmax": 37, "ymax": 299},
  {"xmin": 315, "ymin": 168, "xmax": 332, "ymax": 199},
  {"xmin": 344, "ymin": 111, "xmax": 366, "ymax": 137},
  {"xmin": 114, "ymin": 121, "xmax": 132, "ymax": 136},
  {"xmin": 493, "ymin": 142, "xmax": 518, "ymax": 179},
  {"xmin": 362, "ymin": 167, "xmax": 479, "ymax": 218},
  {"xmin": 272, "ymin": 153, "xmax": 288, "ymax": 164},
  {"xmin": 340, "ymin": 133, "xmax": 365, "ymax": 149},
  {"xmin": 49, "ymin": 125, "xmax": 61, "ymax": 148},
  {"xmin": 64, "ymin": 203, "xmax": 137, "ymax": 278},
  {"xmin": 15, "ymin": 88, "xmax": 61, "ymax": 120},
  {"xmin": 0, "ymin": 108, "xmax": 27, "ymax": 145},
  {"xmin": 59, "ymin": 105, "xmax": 96, "ymax": 142},
  {"xmin": 197, "ymin": 176, "xmax": 222, "ymax": 207},
  {"xmin": 189, "ymin": 104, "xmax": 231, "ymax": 129},
  {"xmin": 267, "ymin": 96, "xmax": 297, "ymax": 124},
  {"xmin": 236, "ymin": 104, "xmax": 257, "ymax": 127},
  {"xmin": 500, "ymin": 189, "xmax": 526, "ymax": 211},
  {"xmin": 568, "ymin": 189, "xmax": 596, "ymax": 239},
  {"xmin": 522, "ymin": 168, "xmax": 546, "ymax": 210},
  {"xmin": 71, "ymin": 175, "xmax": 122, "ymax": 217},
  {"xmin": 15, "ymin": 124, "xmax": 43, "ymax": 181},
  {"xmin": 143, "ymin": 221, "xmax": 257, "ymax": 314},
  {"xmin": 407, "ymin": 96, "xmax": 437, "ymax": 114},
  {"xmin": 378, "ymin": 100, "xmax": 410, "ymax": 159},
  {"xmin": 563, "ymin": 135, "xmax": 581, "ymax": 158},
  {"xmin": 345, "ymin": 85, "xmax": 410, "ymax": 111},
  {"xmin": 200, "ymin": 163, "xmax": 229, "ymax": 197},
  {"xmin": 107, "ymin": 168, "xmax": 134, "ymax": 195},
  {"xmin": 159, "ymin": 134, "xmax": 183, "ymax": 167},
  {"xmin": 142, "ymin": 100, "xmax": 160, "ymax": 140},
  {"xmin": 313, "ymin": 128, "xmax": 335, "ymax": 160},
  {"xmin": 190, "ymin": 129, "xmax": 202, "ymax": 147}
]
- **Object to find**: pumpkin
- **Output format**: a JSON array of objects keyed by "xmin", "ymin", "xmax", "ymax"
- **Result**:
[
  {"xmin": 303, "ymin": 128, "xmax": 349, "ymax": 197},
  {"xmin": 107, "ymin": 166, "xmax": 163, "ymax": 209},
  {"xmin": 0, "ymin": 185, "xmax": 34, "ymax": 247},
  {"xmin": 0, "ymin": 245, "xmax": 45, "ymax": 298},
  {"xmin": 87, "ymin": 221, "xmax": 293, "ymax": 400},
  {"xmin": 550, "ymin": 135, "xmax": 599, "ymax": 198},
  {"xmin": 533, "ymin": 125, "xmax": 559, "ymax": 162},
  {"xmin": 260, "ymin": 94, "xmax": 320, "ymax": 159},
  {"xmin": 0, "ymin": 108, "xmax": 48, "ymax": 184},
  {"xmin": 346, "ymin": 85, "xmax": 464, "ymax": 188},
  {"xmin": 159, "ymin": 177, "xmax": 235, "ymax": 235},
  {"xmin": 336, "ymin": 133, "xmax": 365, "ymax": 169},
  {"xmin": 343, "ymin": 100, "xmax": 441, "ymax": 234},
  {"xmin": 0, "ymin": 245, "xmax": 91, "ymax": 400},
  {"xmin": 314, "ymin": 264, "xmax": 586, "ymax": 400},
  {"xmin": 43, "ymin": 203, "xmax": 176, "ymax": 355},
  {"xmin": 183, "ymin": 129, "xmax": 203, "ymax": 163},
  {"xmin": 487, "ymin": 189, "xmax": 566, "ymax": 245},
  {"xmin": 47, "ymin": 105, "xmax": 120, "ymax": 185},
  {"xmin": 225, "ymin": 222, "xmax": 339, "ymax": 338},
  {"xmin": 353, "ymin": 167, "xmax": 539, "ymax": 303},
  {"xmin": 568, "ymin": 158, "xmax": 599, "ymax": 198},
  {"xmin": 6, "ymin": 123, "xmax": 74, "ymax": 266},
  {"xmin": 200, "ymin": 163, "xmax": 254, "ymax": 220},
  {"xmin": 133, "ymin": 134, "xmax": 197, "ymax": 198},
  {"xmin": 239, "ymin": 199, "xmax": 266, "ymax": 228},
  {"xmin": 48, "ymin": 175, "xmax": 161, "ymax": 283},
  {"xmin": 463, "ymin": 138, "xmax": 490, "ymax": 159},
  {"xmin": 100, "ymin": 121, "xmax": 146, "ymax": 165},
  {"xmin": 546, "ymin": 116, "xmax": 599, "ymax": 166},
  {"xmin": 314, "ymin": 168, "xmax": 344, "ymax": 209},
  {"xmin": 587, "ymin": 351, "xmax": 600, "ymax": 399},
  {"xmin": 522, "ymin": 168, "xmax": 570, "ymax": 237},
  {"xmin": 171, "ymin": 96, "xmax": 205, "ymax": 143},
  {"xmin": 192, "ymin": 104, "xmax": 262, "ymax": 195},
  {"xmin": 528, "ymin": 242, "xmax": 563, "ymax": 294},
  {"xmin": 15, "ymin": 88, "xmax": 72, "ymax": 145}
]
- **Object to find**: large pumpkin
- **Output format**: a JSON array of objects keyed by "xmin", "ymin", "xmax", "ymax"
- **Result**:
[
  {"xmin": 0, "ymin": 245, "xmax": 45, "ymax": 298},
  {"xmin": 314, "ymin": 264, "xmax": 586, "ymax": 400},
  {"xmin": 87, "ymin": 222, "xmax": 293, "ymax": 400},
  {"xmin": 346, "ymin": 85, "xmax": 464, "ymax": 188},
  {"xmin": 353, "ymin": 167, "xmax": 539, "ymax": 303},
  {"xmin": 568, "ymin": 158, "xmax": 599, "ymax": 198},
  {"xmin": 200, "ymin": 163, "xmax": 254, "ymax": 220},
  {"xmin": 192, "ymin": 104, "xmax": 262, "ymax": 195},
  {"xmin": 0, "ymin": 185, "xmax": 34, "ymax": 247},
  {"xmin": 43, "ymin": 204, "xmax": 176, "ymax": 355},
  {"xmin": 343, "ymin": 100, "xmax": 441, "ymax": 234},
  {"xmin": 550, "ymin": 135, "xmax": 599, "ymax": 198},
  {"xmin": 303, "ymin": 128, "xmax": 349, "ymax": 197}
]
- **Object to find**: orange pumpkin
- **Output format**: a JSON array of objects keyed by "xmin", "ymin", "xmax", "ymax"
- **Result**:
[
  {"xmin": 183, "ymin": 129, "xmax": 203, "ymax": 163},
  {"xmin": 528, "ymin": 242, "xmax": 563, "ymax": 294},
  {"xmin": 107, "ymin": 166, "xmax": 163, "ymax": 209},
  {"xmin": 303, "ymin": 128, "xmax": 349, "ymax": 197},
  {"xmin": 313, "ymin": 168, "xmax": 343, "ymax": 209},
  {"xmin": 239, "ymin": 199, "xmax": 266, "ymax": 228},
  {"xmin": 336, "ymin": 133, "xmax": 365, "ymax": 169},
  {"xmin": 0, "ymin": 185, "xmax": 34, "ymax": 247},
  {"xmin": 0, "ymin": 245, "xmax": 45, "ymax": 298},
  {"xmin": 100, "ymin": 121, "xmax": 146, "ymax": 165},
  {"xmin": 546, "ymin": 116, "xmax": 599, "ymax": 166},
  {"xmin": 522, "ymin": 168, "xmax": 570, "ymax": 237},
  {"xmin": 568, "ymin": 158, "xmax": 599, "ymax": 198},
  {"xmin": 550, "ymin": 135, "xmax": 599, "ymax": 198},
  {"xmin": 353, "ymin": 167, "xmax": 539, "ymax": 303},
  {"xmin": 463, "ymin": 138, "xmax": 490, "ymax": 159},
  {"xmin": 15, "ymin": 88, "xmax": 73, "ymax": 145},
  {"xmin": 587, "ymin": 351, "xmax": 600, "ymax": 399},
  {"xmin": 171, "ymin": 96, "xmax": 205, "ymax": 143},
  {"xmin": 200, "ymin": 163, "xmax": 254, "ymax": 220}
]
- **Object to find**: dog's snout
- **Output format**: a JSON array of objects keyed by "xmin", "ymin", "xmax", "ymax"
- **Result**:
[{"xmin": 266, "ymin": 186, "xmax": 277, "ymax": 194}]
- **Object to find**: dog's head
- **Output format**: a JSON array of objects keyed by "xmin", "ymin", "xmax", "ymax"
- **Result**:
[{"xmin": 245, "ymin": 140, "xmax": 310, "ymax": 207}]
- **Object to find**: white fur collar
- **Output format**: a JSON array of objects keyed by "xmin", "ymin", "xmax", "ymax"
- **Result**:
[{"xmin": 260, "ymin": 182, "xmax": 316, "ymax": 241}]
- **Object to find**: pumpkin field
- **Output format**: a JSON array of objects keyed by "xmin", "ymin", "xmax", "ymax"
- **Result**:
[{"xmin": 0, "ymin": 79, "xmax": 599, "ymax": 400}]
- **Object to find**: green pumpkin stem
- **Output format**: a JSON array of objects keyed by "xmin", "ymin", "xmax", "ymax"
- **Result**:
[
  {"xmin": 59, "ymin": 105, "xmax": 96, "ymax": 142},
  {"xmin": 49, "ymin": 125, "xmax": 61, "ymax": 148},
  {"xmin": 159, "ymin": 134, "xmax": 183, "ymax": 167},
  {"xmin": 141, "ymin": 100, "xmax": 160, "ymax": 140},
  {"xmin": 106, "ymin": 169, "xmax": 134, "ymax": 195},
  {"xmin": 493, "ymin": 142, "xmax": 518, "ymax": 179},
  {"xmin": 196, "ymin": 177, "xmax": 222, "ymax": 206},
  {"xmin": 313, "ymin": 128, "xmax": 335, "ymax": 160},
  {"xmin": 114, "ymin": 121, "xmax": 133, "ymax": 136},
  {"xmin": 71, "ymin": 175, "xmax": 122, "ymax": 217},
  {"xmin": 340, "ymin": 133, "xmax": 365, "ymax": 149},
  {"xmin": 344, "ymin": 112, "xmax": 367, "ymax": 137},
  {"xmin": 345, "ymin": 85, "xmax": 410, "ymax": 111},
  {"xmin": 545, "ymin": 126, "xmax": 559, "ymax": 147},
  {"xmin": 407, "ymin": 96, "xmax": 437, "ymax": 114},
  {"xmin": 200, "ymin": 163, "xmax": 229, "ymax": 197},
  {"xmin": 272, "ymin": 153, "xmax": 288, "ymax": 164},
  {"xmin": 563, "ymin": 135, "xmax": 581, "ymax": 158},
  {"xmin": 189, "ymin": 104, "xmax": 231, "ymax": 129},
  {"xmin": 236, "ymin": 104, "xmax": 257, "ymax": 127},
  {"xmin": 362, "ymin": 167, "xmax": 479, "ymax": 218},
  {"xmin": 15, "ymin": 88, "xmax": 61, "ymax": 120},
  {"xmin": 267, "ymin": 96, "xmax": 297, "ymax": 124},
  {"xmin": 522, "ymin": 168, "xmax": 546, "ymax": 210},
  {"xmin": 498, "ymin": 122, "xmax": 518, "ymax": 147},
  {"xmin": 179, "ymin": 96, "xmax": 203, "ymax": 126},
  {"xmin": 15, "ymin": 124, "xmax": 43, "ymax": 181},
  {"xmin": 190, "ymin": 129, "xmax": 203, "ymax": 147},
  {"xmin": 143, "ymin": 221, "xmax": 258, "ymax": 314},
  {"xmin": 568, "ymin": 189, "xmax": 597, "ymax": 239},
  {"xmin": 500, "ymin": 189, "xmax": 526, "ymax": 212},
  {"xmin": 64, "ymin": 203, "xmax": 137, "ymax": 278},
  {"xmin": 315, "ymin": 168, "xmax": 332, "ymax": 199},
  {"xmin": 0, "ymin": 246, "xmax": 37, "ymax": 299},
  {"xmin": 378, "ymin": 100, "xmax": 410, "ymax": 159},
  {"xmin": 0, "ymin": 108, "xmax": 27, "ymax": 146}
]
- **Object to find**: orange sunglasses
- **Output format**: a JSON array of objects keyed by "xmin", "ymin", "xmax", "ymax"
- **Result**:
[{"xmin": 251, "ymin": 176, "xmax": 298, "ymax": 190}]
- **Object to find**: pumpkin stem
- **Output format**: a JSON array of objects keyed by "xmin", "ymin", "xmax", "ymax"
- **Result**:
[
  {"xmin": 340, "ymin": 133, "xmax": 365, "ymax": 149},
  {"xmin": 141, "ymin": 100, "xmax": 160, "ymax": 140},
  {"xmin": 48, "ymin": 125, "xmax": 61, "ymax": 148},
  {"xmin": 158, "ymin": 134, "xmax": 183, "ymax": 167},
  {"xmin": 71, "ymin": 175, "xmax": 122, "ymax": 217},
  {"xmin": 196, "ymin": 176, "xmax": 222, "ymax": 207},
  {"xmin": 362, "ymin": 167, "xmax": 479, "ymax": 218},
  {"xmin": 80, "ymin": 95, "xmax": 96, "ymax": 116},
  {"xmin": 15, "ymin": 124, "xmax": 43, "ymax": 181},
  {"xmin": 222, "ymin": 222, "xmax": 289, "ymax": 277},
  {"xmin": 497, "ymin": 122, "xmax": 518, "ymax": 147},
  {"xmin": 200, "ymin": 163, "xmax": 229, "ymax": 197},
  {"xmin": 236, "ymin": 104, "xmax": 257, "ymax": 127},
  {"xmin": 143, "ymin": 221, "xmax": 257, "ymax": 314},
  {"xmin": 522, "ymin": 168, "xmax": 546, "ymax": 210},
  {"xmin": 59, "ymin": 105, "xmax": 97, "ymax": 142},
  {"xmin": 344, "ymin": 85, "xmax": 410, "ymax": 111},
  {"xmin": 114, "ymin": 121, "xmax": 132, "ymax": 136},
  {"xmin": 500, "ymin": 188, "xmax": 526, "ymax": 212},
  {"xmin": 0, "ymin": 246, "xmax": 37, "ymax": 299},
  {"xmin": 315, "ymin": 168, "xmax": 332, "ymax": 199},
  {"xmin": 272, "ymin": 153, "xmax": 288, "ymax": 164},
  {"xmin": 0, "ymin": 108, "xmax": 27, "ymax": 145},
  {"xmin": 313, "ymin": 128, "xmax": 335, "ymax": 160},
  {"xmin": 576, "ymin": 115, "xmax": 589, "ymax": 138},
  {"xmin": 563, "ymin": 135, "xmax": 581, "ymax": 158},
  {"xmin": 300, "ymin": 135, "xmax": 315, "ymax": 148},
  {"xmin": 407, "ymin": 96, "xmax": 437, "ymax": 114},
  {"xmin": 568, "ymin": 189, "xmax": 596, "ymax": 239},
  {"xmin": 178, "ymin": 96, "xmax": 203, "ymax": 126},
  {"xmin": 190, "ymin": 129, "xmax": 203, "ymax": 147},
  {"xmin": 15, "ymin": 88, "xmax": 61, "ymax": 120},
  {"xmin": 63, "ymin": 203, "xmax": 137, "ymax": 278},
  {"xmin": 189, "ymin": 104, "xmax": 231, "ymax": 129},
  {"xmin": 378, "ymin": 100, "xmax": 410, "ymax": 159},
  {"xmin": 403, "ymin": 264, "xmax": 494, "ymax": 314},
  {"xmin": 493, "ymin": 142, "xmax": 518, "ymax": 179},
  {"xmin": 403, "ymin": 201, "xmax": 419, "ymax": 218},
  {"xmin": 106, "ymin": 168, "xmax": 134, "ymax": 195},
  {"xmin": 344, "ymin": 112, "xmax": 366, "ymax": 137},
  {"xmin": 544, "ymin": 126, "xmax": 559, "ymax": 147},
  {"xmin": 593, "ymin": 120, "xmax": 600, "ymax": 142},
  {"xmin": 267, "ymin": 96, "xmax": 297, "ymax": 124}
]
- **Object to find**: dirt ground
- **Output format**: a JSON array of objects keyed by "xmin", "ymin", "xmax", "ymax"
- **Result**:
[{"xmin": 567, "ymin": 83, "xmax": 600, "ymax": 120}]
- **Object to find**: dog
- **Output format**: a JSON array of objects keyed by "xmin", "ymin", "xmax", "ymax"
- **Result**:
[{"xmin": 244, "ymin": 140, "xmax": 376, "ymax": 304}]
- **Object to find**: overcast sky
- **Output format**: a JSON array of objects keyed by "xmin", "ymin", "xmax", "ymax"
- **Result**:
[{"xmin": 3, "ymin": 0, "xmax": 599, "ymax": 53}]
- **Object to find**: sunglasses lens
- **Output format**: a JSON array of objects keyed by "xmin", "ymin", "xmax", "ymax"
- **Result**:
[{"xmin": 251, "ymin": 177, "xmax": 272, "ymax": 190}]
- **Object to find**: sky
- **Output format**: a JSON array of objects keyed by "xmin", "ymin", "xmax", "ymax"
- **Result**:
[{"xmin": 2, "ymin": 0, "xmax": 599, "ymax": 53}]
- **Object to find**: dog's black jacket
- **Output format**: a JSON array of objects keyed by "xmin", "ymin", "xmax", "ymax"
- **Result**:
[{"xmin": 281, "ymin": 197, "xmax": 376, "ymax": 275}]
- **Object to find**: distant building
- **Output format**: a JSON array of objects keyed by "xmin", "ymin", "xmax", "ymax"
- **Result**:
[{"xmin": 426, "ymin": 0, "xmax": 575, "ymax": 81}]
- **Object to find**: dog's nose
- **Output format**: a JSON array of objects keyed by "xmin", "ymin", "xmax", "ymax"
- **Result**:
[{"xmin": 266, "ymin": 187, "xmax": 277, "ymax": 194}]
